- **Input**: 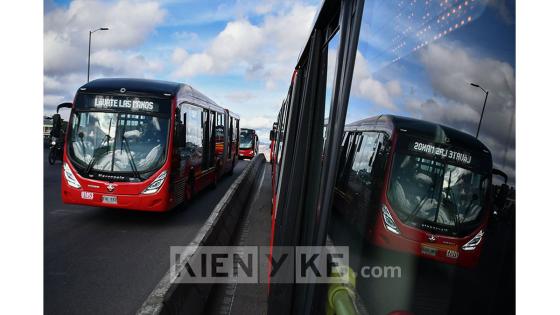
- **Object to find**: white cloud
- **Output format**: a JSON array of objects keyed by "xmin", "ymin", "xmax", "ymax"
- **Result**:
[
  {"xmin": 225, "ymin": 91, "xmax": 256, "ymax": 103},
  {"xmin": 351, "ymin": 51, "xmax": 402, "ymax": 109},
  {"xmin": 240, "ymin": 115, "xmax": 276, "ymax": 130},
  {"xmin": 408, "ymin": 41, "xmax": 516, "ymax": 182},
  {"xmin": 172, "ymin": 19, "xmax": 265, "ymax": 77},
  {"xmin": 170, "ymin": 3, "xmax": 317, "ymax": 90},
  {"xmin": 44, "ymin": 0, "xmax": 166, "ymax": 114}
]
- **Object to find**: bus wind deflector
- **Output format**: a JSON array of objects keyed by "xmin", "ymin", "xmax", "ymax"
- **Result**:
[
  {"xmin": 56, "ymin": 102, "xmax": 72, "ymax": 113},
  {"xmin": 491, "ymin": 168, "xmax": 510, "ymax": 216}
]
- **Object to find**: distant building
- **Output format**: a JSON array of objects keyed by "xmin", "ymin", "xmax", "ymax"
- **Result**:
[{"xmin": 44, "ymin": 116, "xmax": 53, "ymax": 146}]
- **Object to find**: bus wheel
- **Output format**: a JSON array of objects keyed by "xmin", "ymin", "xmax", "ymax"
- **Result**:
[{"xmin": 48, "ymin": 150, "xmax": 56, "ymax": 165}]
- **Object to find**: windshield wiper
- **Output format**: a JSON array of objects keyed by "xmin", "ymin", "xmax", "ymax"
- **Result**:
[
  {"xmin": 121, "ymin": 135, "xmax": 142, "ymax": 180},
  {"xmin": 85, "ymin": 118, "xmax": 112, "ymax": 176},
  {"xmin": 403, "ymin": 187, "xmax": 433, "ymax": 224}
]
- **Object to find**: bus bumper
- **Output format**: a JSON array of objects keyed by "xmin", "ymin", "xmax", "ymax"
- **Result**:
[
  {"xmin": 239, "ymin": 149, "xmax": 255, "ymax": 159},
  {"xmin": 370, "ymin": 221, "xmax": 482, "ymax": 268},
  {"xmin": 61, "ymin": 185, "xmax": 172, "ymax": 212}
]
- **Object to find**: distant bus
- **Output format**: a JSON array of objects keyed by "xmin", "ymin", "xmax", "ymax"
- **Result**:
[
  {"xmin": 333, "ymin": 115, "xmax": 493, "ymax": 267},
  {"xmin": 239, "ymin": 128, "xmax": 259, "ymax": 159},
  {"xmin": 59, "ymin": 78, "xmax": 240, "ymax": 212}
]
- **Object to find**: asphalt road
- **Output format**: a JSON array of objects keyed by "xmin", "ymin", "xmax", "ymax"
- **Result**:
[{"xmin": 44, "ymin": 150, "xmax": 248, "ymax": 315}]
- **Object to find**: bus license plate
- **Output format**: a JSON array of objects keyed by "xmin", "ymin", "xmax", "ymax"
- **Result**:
[
  {"xmin": 421, "ymin": 245, "xmax": 437, "ymax": 256},
  {"xmin": 102, "ymin": 195, "xmax": 117, "ymax": 204}
]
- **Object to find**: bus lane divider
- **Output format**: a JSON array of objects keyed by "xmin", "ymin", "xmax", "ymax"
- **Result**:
[{"xmin": 137, "ymin": 154, "xmax": 266, "ymax": 315}]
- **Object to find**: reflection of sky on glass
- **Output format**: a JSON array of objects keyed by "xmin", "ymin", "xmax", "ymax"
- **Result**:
[
  {"xmin": 361, "ymin": 0, "xmax": 487, "ymax": 72},
  {"xmin": 347, "ymin": 0, "xmax": 515, "ymax": 182}
]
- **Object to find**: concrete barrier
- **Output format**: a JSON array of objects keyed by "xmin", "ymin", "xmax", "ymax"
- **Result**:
[{"xmin": 137, "ymin": 154, "xmax": 266, "ymax": 315}]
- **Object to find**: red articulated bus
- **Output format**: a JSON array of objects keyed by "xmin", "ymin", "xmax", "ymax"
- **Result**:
[
  {"xmin": 333, "ymin": 115, "xmax": 493, "ymax": 268},
  {"xmin": 239, "ymin": 128, "xmax": 259, "ymax": 159},
  {"xmin": 60, "ymin": 78, "xmax": 240, "ymax": 212}
]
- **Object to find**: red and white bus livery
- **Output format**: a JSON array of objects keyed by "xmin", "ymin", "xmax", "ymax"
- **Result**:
[
  {"xmin": 239, "ymin": 128, "xmax": 259, "ymax": 159},
  {"xmin": 60, "ymin": 78, "xmax": 240, "ymax": 212},
  {"xmin": 333, "ymin": 115, "xmax": 493, "ymax": 267}
]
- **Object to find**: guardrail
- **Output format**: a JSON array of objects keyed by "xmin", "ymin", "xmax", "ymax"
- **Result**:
[{"xmin": 137, "ymin": 154, "xmax": 266, "ymax": 315}]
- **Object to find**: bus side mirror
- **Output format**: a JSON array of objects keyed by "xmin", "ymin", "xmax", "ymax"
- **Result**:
[
  {"xmin": 270, "ymin": 130, "xmax": 275, "ymax": 141},
  {"xmin": 175, "ymin": 123, "xmax": 186, "ymax": 148},
  {"xmin": 51, "ymin": 114, "xmax": 62, "ymax": 138},
  {"xmin": 495, "ymin": 184, "xmax": 509, "ymax": 209},
  {"xmin": 491, "ymin": 168, "xmax": 510, "ymax": 221}
]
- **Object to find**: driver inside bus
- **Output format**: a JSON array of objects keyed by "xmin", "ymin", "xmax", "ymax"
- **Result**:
[
  {"xmin": 73, "ymin": 116, "xmax": 104, "ymax": 162},
  {"xmin": 389, "ymin": 156, "xmax": 439, "ymax": 220},
  {"xmin": 82, "ymin": 116, "xmax": 106, "ymax": 148}
]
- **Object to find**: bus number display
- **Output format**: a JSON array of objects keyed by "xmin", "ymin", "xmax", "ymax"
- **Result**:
[{"xmin": 410, "ymin": 140, "xmax": 472, "ymax": 165}]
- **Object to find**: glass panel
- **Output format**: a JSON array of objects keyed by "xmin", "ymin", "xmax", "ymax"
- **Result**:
[
  {"xmin": 68, "ymin": 111, "xmax": 169, "ymax": 176},
  {"xmin": 323, "ymin": 31, "xmax": 340, "ymax": 145},
  {"xmin": 240, "ymin": 129, "xmax": 254, "ymax": 149},
  {"xmin": 327, "ymin": 0, "xmax": 515, "ymax": 314}
]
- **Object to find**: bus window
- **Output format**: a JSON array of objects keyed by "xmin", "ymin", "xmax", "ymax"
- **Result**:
[
  {"xmin": 350, "ymin": 132, "xmax": 379, "ymax": 187},
  {"xmin": 184, "ymin": 104, "xmax": 203, "ymax": 161},
  {"xmin": 323, "ymin": 30, "xmax": 340, "ymax": 146},
  {"xmin": 228, "ymin": 117, "xmax": 233, "ymax": 159},
  {"xmin": 215, "ymin": 113, "xmax": 225, "ymax": 157}
]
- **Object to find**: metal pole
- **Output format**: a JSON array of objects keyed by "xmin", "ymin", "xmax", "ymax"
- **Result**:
[
  {"xmin": 87, "ymin": 30, "xmax": 92, "ymax": 82},
  {"xmin": 475, "ymin": 90, "xmax": 488, "ymax": 139}
]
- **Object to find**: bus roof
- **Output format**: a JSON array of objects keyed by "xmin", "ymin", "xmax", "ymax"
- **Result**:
[
  {"xmin": 80, "ymin": 78, "xmax": 182, "ymax": 96},
  {"xmin": 225, "ymin": 109, "xmax": 240, "ymax": 120},
  {"xmin": 346, "ymin": 115, "xmax": 492, "ymax": 154}
]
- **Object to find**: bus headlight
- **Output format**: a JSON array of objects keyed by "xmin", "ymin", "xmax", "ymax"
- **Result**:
[
  {"xmin": 51, "ymin": 141, "xmax": 57, "ymax": 146},
  {"xmin": 462, "ymin": 230, "xmax": 484, "ymax": 251},
  {"xmin": 63, "ymin": 162, "xmax": 81, "ymax": 189},
  {"xmin": 142, "ymin": 171, "xmax": 167, "ymax": 194},
  {"xmin": 381, "ymin": 204, "xmax": 400, "ymax": 235}
]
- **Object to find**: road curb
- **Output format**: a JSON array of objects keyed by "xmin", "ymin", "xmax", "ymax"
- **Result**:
[{"xmin": 137, "ymin": 154, "xmax": 266, "ymax": 315}]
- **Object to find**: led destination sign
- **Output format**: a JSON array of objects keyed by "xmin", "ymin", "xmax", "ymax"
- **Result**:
[
  {"xmin": 397, "ymin": 134, "xmax": 489, "ymax": 170},
  {"xmin": 75, "ymin": 94, "xmax": 171, "ymax": 115},
  {"xmin": 93, "ymin": 96, "xmax": 156, "ymax": 111},
  {"xmin": 412, "ymin": 141, "xmax": 472, "ymax": 165}
]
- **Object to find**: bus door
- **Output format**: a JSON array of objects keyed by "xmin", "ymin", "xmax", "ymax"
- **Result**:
[
  {"xmin": 171, "ymin": 104, "xmax": 188, "ymax": 203},
  {"xmin": 182, "ymin": 103, "xmax": 204, "ymax": 198},
  {"xmin": 335, "ymin": 131, "xmax": 361, "ymax": 220},
  {"xmin": 208, "ymin": 111, "xmax": 216, "ymax": 169},
  {"xmin": 228, "ymin": 116, "xmax": 233, "ymax": 160},
  {"xmin": 216, "ymin": 112, "xmax": 225, "ymax": 163},
  {"xmin": 345, "ymin": 132, "xmax": 382, "ymax": 232}
]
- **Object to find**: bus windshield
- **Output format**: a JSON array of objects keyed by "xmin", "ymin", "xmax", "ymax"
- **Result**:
[
  {"xmin": 239, "ymin": 130, "xmax": 253, "ymax": 149},
  {"xmin": 387, "ymin": 153, "xmax": 488, "ymax": 234},
  {"xmin": 68, "ymin": 111, "xmax": 169, "ymax": 180}
]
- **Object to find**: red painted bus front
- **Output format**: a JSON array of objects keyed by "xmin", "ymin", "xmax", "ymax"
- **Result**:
[
  {"xmin": 61, "ymin": 97, "xmax": 178, "ymax": 212},
  {"xmin": 61, "ymin": 159, "xmax": 174, "ymax": 212},
  {"xmin": 239, "ymin": 148, "xmax": 256, "ymax": 159},
  {"xmin": 239, "ymin": 128, "xmax": 258, "ymax": 159},
  {"xmin": 367, "ymin": 132, "xmax": 492, "ymax": 268}
]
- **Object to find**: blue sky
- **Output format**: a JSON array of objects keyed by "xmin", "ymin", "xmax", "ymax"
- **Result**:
[
  {"xmin": 44, "ymin": 0, "xmax": 321, "ymax": 141},
  {"xmin": 44, "ymin": 0, "xmax": 515, "ymax": 181},
  {"xmin": 341, "ymin": 0, "xmax": 515, "ymax": 181}
]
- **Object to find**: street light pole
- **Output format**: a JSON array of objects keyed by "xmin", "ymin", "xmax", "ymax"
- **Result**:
[
  {"xmin": 470, "ymin": 83, "xmax": 489, "ymax": 139},
  {"xmin": 87, "ymin": 27, "xmax": 109, "ymax": 82}
]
